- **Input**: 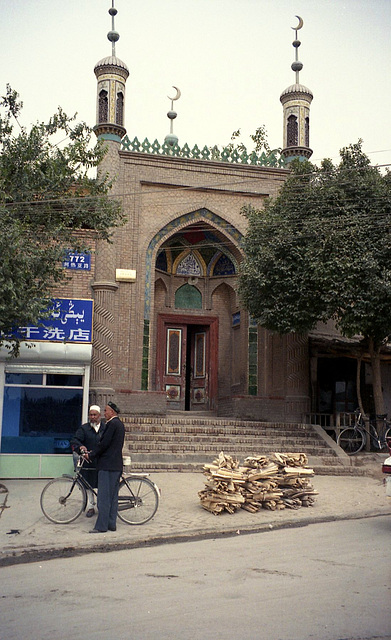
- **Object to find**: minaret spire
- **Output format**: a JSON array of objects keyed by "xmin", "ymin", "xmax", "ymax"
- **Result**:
[
  {"xmin": 280, "ymin": 16, "xmax": 313, "ymax": 162},
  {"xmin": 164, "ymin": 86, "xmax": 181, "ymax": 147},
  {"xmin": 291, "ymin": 15, "xmax": 304, "ymax": 83},
  {"xmin": 93, "ymin": 2, "xmax": 129, "ymax": 142},
  {"xmin": 108, "ymin": 0, "xmax": 119, "ymax": 57}
]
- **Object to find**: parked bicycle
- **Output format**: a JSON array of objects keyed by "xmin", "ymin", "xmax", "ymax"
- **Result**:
[
  {"xmin": 40, "ymin": 455, "xmax": 160, "ymax": 525},
  {"xmin": 337, "ymin": 409, "xmax": 391, "ymax": 455}
]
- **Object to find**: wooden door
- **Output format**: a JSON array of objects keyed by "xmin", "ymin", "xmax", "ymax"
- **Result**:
[{"xmin": 156, "ymin": 314, "xmax": 218, "ymax": 412}]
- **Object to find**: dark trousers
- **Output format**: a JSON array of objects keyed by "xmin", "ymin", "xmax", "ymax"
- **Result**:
[{"xmin": 94, "ymin": 470, "xmax": 121, "ymax": 532}]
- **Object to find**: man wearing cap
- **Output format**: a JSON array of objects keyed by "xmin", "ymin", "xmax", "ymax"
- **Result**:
[
  {"xmin": 86, "ymin": 401, "xmax": 125, "ymax": 533},
  {"xmin": 70, "ymin": 405, "xmax": 104, "ymax": 517}
]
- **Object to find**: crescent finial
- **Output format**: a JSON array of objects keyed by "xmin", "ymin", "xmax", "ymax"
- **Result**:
[
  {"xmin": 168, "ymin": 86, "xmax": 181, "ymax": 101},
  {"xmin": 291, "ymin": 15, "xmax": 304, "ymax": 30}
]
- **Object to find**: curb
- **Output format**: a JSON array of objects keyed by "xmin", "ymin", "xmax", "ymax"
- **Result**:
[{"xmin": 1, "ymin": 509, "xmax": 390, "ymax": 568}]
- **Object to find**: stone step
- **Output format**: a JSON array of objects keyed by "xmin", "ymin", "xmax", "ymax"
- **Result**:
[
  {"xmin": 122, "ymin": 415, "xmax": 350, "ymax": 475},
  {"xmin": 128, "ymin": 441, "xmax": 336, "ymax": 458},
  {"xmin": 128, "ymin": 457, "xmax": 361, "ymax": 476},
  {"xmin": 128, "ymin": 450, "xmax": 337, "ymax": 464},
  {"xmin": 123, "ymin": 417, "xmax": 312, "ymax": 432},
  {"xmin": 126, "ymin": 426, "xmax": 315, "ymax": 438},
  {"xmin": 125, "ymin": 425, "xmax": 317, "ymax": 440},
  {"xmin": 127, "ymin": 432, "xmax": 331, "ymax": 447}
]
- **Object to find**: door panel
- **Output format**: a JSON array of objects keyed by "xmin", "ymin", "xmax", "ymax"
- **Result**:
[
  {"xmin": 190, "ymin": 330, "xmax": 208, "ymax": 409},
  {"xmin": 164, "ymin": 325, "xmax": 187, "ymax": 409}
]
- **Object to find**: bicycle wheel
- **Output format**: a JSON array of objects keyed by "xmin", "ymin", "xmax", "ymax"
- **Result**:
[
  {"xmin": 117, "ymin": 476, "xmax": 159, "ymax": 525},
  {"xmin": 40, "ymin": 476, "xmax": 87, "ymax": 524},
  {"xmin": 380, "ymin": 426, "xmax": 391, "ymax": 451},
  {"xmin": 337, "ymin": 427, "xmax": 365, "ymax": 455}
]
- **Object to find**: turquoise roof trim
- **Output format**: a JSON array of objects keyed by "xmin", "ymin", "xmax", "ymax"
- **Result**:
[{"xmin": 121, "ymin": 136, "xmax": 286, "ymax": 168}]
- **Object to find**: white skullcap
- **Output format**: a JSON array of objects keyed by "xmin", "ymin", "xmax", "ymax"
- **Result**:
[{"xmin": 89, "ymin": 405, "xmax": 101, "ymax": 412}]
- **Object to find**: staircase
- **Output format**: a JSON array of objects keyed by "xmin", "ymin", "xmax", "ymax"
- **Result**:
[{"xmin": 122, "ymin": 414, "xmax": 354, "ymax": 475}]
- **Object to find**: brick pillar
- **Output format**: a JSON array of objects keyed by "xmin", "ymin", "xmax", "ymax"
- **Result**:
[
  {"xmin": 89, "ymin": 280, "xmax": 118, "ymax": 407},
  {"xmin": 89, "ymin": 139, "xmax": 121, "ymax": 408}
]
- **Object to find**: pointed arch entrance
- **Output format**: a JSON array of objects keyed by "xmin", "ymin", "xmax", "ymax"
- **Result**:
[{"xmin": 146, "ymin": 208, "xmax": 245, "ymax": 413}]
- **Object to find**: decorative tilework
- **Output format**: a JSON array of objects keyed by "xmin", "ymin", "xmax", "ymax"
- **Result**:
[{"xmin": 144, "ymin": 209, "xmax": 243, "ymax": 320}]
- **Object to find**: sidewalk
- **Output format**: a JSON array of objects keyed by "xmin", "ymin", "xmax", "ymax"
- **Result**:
[{"xmin": 1, "ymin": 457, "xmax": 390, "ymax": 567}]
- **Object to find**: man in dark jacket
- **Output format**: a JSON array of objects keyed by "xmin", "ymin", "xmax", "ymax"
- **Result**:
[
  {"xmin": 70, "ymin": 405, "xmax": 104, "ymax": 517},
  {"xmin": 87, "ymin": 401, "xmax": 125, "ymax": 533}
]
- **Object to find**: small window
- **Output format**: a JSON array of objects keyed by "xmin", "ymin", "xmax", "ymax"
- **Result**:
[
  {"xmin": 305, "ymin": 117, "xmax": 310, "ymax": 148},
  {"xmin": 116, "ymin": 91, "xmax": 124, "ymax": 126},
  {"xmin": 46, "ymin": 374, "xmax": 82, "ymax": 387},
  {"xmin": 287, "ymin": 114, "xmax": 298, "ymax": 147},
  {"xmin": 99, "ymin": 89, "xmax": 108, "ymax": 122},
  {"xmin": 5, "ymin": 373, "xmax": 43, "ymax": 385}
]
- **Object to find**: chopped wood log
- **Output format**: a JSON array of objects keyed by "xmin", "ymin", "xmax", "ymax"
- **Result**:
[{"xmin": 199, "ymin": 450, "xmax": 318, "ymax": 515}]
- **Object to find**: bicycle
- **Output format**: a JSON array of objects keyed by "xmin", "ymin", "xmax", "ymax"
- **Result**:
[
  {"xmin": 40, "ymin": 455, "xmax": 160, "ymax": 525},
  {"xmin": 337, "ymin": 409, "xmax": 391, "ymax": 455}
]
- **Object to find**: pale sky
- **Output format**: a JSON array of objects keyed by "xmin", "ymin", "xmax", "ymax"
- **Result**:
[{"xmin": 2, "ymin": 0, "xmax": 390, "ymax": 168}]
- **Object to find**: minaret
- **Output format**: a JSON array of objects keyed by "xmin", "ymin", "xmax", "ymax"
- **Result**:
[
  {"xmin": 93, "ymin": 1, "xmax": 129, "ymax": 142},
  {"xmin": 90, "ymin": 2, "xmax": 129, "ymax": 408},
  {"xmin": 280, "ymin": 16, "xmax": 313, "ymax": 162}
]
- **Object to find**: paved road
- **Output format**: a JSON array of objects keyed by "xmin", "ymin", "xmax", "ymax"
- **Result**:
[
  {"xmin": 1, "ymin": 461, "xmax": 391, "ymax": 566},
  {"xmin": 1, "ymin": 517, "xmax": 390, "ymax": 640}
]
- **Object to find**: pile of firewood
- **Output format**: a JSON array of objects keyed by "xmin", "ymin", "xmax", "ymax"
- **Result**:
[{"xmin": 198, "ymin": 451, "xmax": 318, "ymax": 515}]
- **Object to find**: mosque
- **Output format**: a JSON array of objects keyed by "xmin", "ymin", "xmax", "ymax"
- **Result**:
[{"xmin": 1, "ymin": 4, "xmax": 389, "ymax": 475}]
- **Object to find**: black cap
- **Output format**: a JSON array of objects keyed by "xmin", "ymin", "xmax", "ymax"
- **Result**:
[{"xmin": 107, "ymin": 401, "xmax": 120, "ymax": 414}]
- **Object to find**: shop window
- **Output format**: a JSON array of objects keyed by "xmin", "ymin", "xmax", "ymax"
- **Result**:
[
  {"xmin": 317, "ymin": 358, "xmax": 358, "ymax": 414},
  {"xmin": 5, "ymin": 373, "xmax": 43, "ymax": 385},
  {"xmin": 2, "ymin": 372, "xmax": 83, "ymax": 454}
]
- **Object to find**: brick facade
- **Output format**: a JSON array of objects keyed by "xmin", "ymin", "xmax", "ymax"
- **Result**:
[{"xmin": 54, "ymin": 142, "xmax": 311, "ymax": 421}]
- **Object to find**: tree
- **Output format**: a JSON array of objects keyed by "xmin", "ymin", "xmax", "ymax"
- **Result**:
[
  {"xmin": 209, "ymin": 125, "xmax": 274, "ymax": 162},
  {"xmin": 226, "ymin": 125, "xmax": 271, "ymax": 155},
  {"xmin": 239, "ymin": 141, "xmax": 391, "ymax": 419},
  {"xmin": 0, "ymin": 86, "xmax": 124, "ymax": 355}
]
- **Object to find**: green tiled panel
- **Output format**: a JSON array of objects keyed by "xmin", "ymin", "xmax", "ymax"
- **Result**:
[
  {"xmin": 0, "ymin": 454, "xmax": 74, "ymax": 478},
  {"xmin": 248, "ymin": 343, "xmax": 257, "ymax": 357},
  {"xmin": 142, "ymin": 319, "xmax": 150, "ymax": 390},
  {"xmin": 40, "ymin": 456, "xmax": 74, "ymax": 478},
  {"xmin": 141, "ymin": 368, "xmax": 148, "ymax": 391},
  {"xmin": 248, "ymin": 375, "xmax": 257, "ymax": 387},
  {"xmin": 248, "ymin": 326, "xmax": 258, "ymax": 395}
]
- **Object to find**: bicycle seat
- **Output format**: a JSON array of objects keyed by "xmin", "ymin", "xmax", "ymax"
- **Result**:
[{"xmin": 376, "ymin": 414, "xmax": 388, "ymax": 420}]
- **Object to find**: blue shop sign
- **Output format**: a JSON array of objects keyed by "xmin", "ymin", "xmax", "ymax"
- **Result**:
[
  {"xmin": 63, "ymin": 252, "xmax": 91, "ymax": 271},
  {"xmin": 18, "ymin": 299, "xmax": 93, "ymax": 343}
]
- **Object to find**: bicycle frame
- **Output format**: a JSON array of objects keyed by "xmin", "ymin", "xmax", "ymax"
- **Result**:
[
  {"xmin": 68, "ymin": 456, "xmax": 155, "ymax": 509},
  {"xmin": 353, "ymin": 411, "xmax": 390, "ymax": 449}
]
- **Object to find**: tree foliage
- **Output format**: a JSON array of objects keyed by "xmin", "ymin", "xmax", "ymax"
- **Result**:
[
  {"xmin": 239, "ymin": 141, "xmax": 391, "ymax": 414},
  {"xmin": 0, "ymin": 86, "xmax": 125, "ymax": 354},
  {"xmin": 227, "ymin": 125, "xmax": 271, "ymax": 155}
]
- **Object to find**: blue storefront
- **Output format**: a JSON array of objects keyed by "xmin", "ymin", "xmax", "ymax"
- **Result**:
[{"xmin": 0, "ymin": 299, "xmax": 93, "ymax": 478}]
